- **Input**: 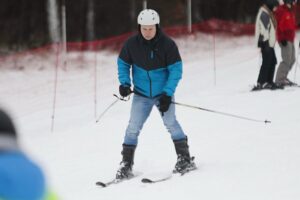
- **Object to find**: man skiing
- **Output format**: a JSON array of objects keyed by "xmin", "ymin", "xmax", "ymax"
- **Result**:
[
  {"xmin": 274, "ymin": 0, "xmax": 297, "ymax": 86},
  {"xmin": 253, "ymin": 0, "xmax": 282, "ymax": 90},
  {"xmin": 116, "ymin": 9, "xmax": 196, "ymax": 180}
]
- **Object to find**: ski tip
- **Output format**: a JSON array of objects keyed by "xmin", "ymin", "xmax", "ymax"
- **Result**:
[
  {"xmin": 96, "ymin": 182, "xmax": 106, "ymax": 187},
  {"xmin": 141, "ymin": 178, "xmax": 153, "ymax": 183},
  {"xmin": 264, "ymin": 120, "xmax": 271, "ymax": 124}
]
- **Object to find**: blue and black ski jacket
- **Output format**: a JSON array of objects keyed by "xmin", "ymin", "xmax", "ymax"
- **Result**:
[{"xmin": 118, "ymin": 30, "xmax": 182, "ymax": 98}]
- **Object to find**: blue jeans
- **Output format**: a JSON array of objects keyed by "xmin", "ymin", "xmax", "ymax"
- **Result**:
[{"xmin": 124, "ymin": 94, "xmax": 186, "ymax": 145}]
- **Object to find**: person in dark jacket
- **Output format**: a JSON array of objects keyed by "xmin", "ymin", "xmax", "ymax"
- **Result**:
[
  {"xmin": 253, "ymin": 0, "xmax": 283, "ymax": 91},
  {"xmin": 116, "ymin": 9, "xmax": 196, "ymax": 180},
  {"xmin": 274, "ymin": 0, "xmax": 297, "ymax": 86},
  {"xmin": 0, "ymin": 109, "xmax": 47, "ymax": 200}
]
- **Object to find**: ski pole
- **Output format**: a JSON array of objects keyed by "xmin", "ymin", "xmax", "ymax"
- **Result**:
[
  {"xmin": 96, "ymin": 96, "xmax": 119, "ymax": 123},
  {"xmin": 96, "ymin": 93, "xmax": 132, "ymax": 123},
  {"xmin": 172, "ymin": 101, "xmax": 271, "ymax": 124},
  {"xmin": 294, "ymin": 41, "xmax": 300, "ymax": 82}
]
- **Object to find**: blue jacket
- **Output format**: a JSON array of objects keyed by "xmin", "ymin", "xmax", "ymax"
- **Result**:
[
  {"xmin": 118, "ymin": 30, "xmax": 182, "ymax": 98},
  {"xmin": 0, "ymin": 151, "xmax": 46, "ymax": 200}
]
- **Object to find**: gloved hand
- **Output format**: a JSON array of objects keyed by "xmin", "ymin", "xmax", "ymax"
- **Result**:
[
  {"xmin": 258, "ymin": 40, "xmax": 269, "ymax": 50},
  {"xmin": 159, "ymin": 93, "xmax": 172, "ymax": 115},
  {"xmin": 280, "ymin": 40, "xmax": 287, "ymax": 47},
  {"xmin": 119, "ymin": 85, "xmax": 131, "ymax": 97}
]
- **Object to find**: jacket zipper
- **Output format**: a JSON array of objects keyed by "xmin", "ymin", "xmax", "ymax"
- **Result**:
[
  {"xmin": 147, "ymin": 50, "xmax": 154, "ymax": 97},
  {"xmin": 147, "ymin": 71, "xmax": 152, "ymax": 97},
  {"xmin": 150, "ymin": 50, "xmax": 154, "ymax": 59}
]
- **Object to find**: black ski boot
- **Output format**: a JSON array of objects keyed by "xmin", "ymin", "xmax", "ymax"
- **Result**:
[
  {"xmin": 173, "ymin": 138, "xmax": 196, "ymax": 174},
  {"xmin": 251, "ymin": 83, "xmax": 263, "ymax": 91},
  {"xmin": 269, "ymin": 82, "xmax": 284, "ymax": 90},
  {"xmin": 116, "ymin": 144, "xmax": 136, "ymax": 180}
]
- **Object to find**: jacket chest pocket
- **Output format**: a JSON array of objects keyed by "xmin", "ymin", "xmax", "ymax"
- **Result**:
[{"xmin": 150, "ymin": 50, "xmax": 166, "ymax": 66}]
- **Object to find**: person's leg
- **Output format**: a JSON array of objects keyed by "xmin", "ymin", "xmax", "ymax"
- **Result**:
[
  {"xmin": 173, "ymin": 137, "xmax": 196, "ymax": 173},
  {"xmin": 117, "ymin": 94, "xmax": 155, "ymax": 179},
  {"xmin": 275, "ymin": 42, "xmax": 294, "ymax": 84},
  {"xmin": 155, "ymin": 96, "xmax": 186, "ymax": 141},
  {"xmin": 116, "ymin": 144, "xmax": 136, "ymax": 179},
  {"xmin": 268, "ymin": 47, "xmax": 277, "ymax": 84},
  {"xmin": 155, "ymin": 96, "xmax": 196, "ymax": 173},
  {"xmin": 285, "ymin": 43, "xmax": 296, "ymax": 84},
  {"xmin": 123, "ymin": 94, "xmax": 155, "ymax": 145},
  {"xmin": 291, "ymin": 42, "xmax": 296, "ymax": 68},
  {"xmin": 288, "ymin": 42, "xmax": 296, "ymax": 74},
  {"xmin": 258, "ymin": 47, "xmax": 274, "ymax": 85}
]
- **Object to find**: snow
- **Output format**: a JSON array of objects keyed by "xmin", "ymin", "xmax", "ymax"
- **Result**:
[{"xmin": 1, "ymin": 32, "xmax": 300, "ymax": 200}]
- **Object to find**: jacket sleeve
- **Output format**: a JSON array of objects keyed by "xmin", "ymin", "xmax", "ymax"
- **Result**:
[
  {"xmin": 163, "ymin": 41, "xmax": 182, "ymax": 96},
  {"xmin": 117, "ymin": 42, "xmax": 132, "ymax": 87}
]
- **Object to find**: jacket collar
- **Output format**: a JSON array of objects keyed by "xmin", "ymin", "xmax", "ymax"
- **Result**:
[{"xmin": 137, "ymin": 28, "xmax": 162, "ymax": 48}]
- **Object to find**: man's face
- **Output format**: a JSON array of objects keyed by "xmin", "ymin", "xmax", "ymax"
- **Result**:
[{"xmin": 140, "ymin": 25, "xmax": 157, "ymax": 40}]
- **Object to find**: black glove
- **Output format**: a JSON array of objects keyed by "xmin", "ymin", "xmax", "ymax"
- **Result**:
[
  {"xmin": 258, "ymin": 40, "xmax": 269, "ymax": 50},
  {"xmin": 159, "ymin": 94, "xmax": 172, "ymax": 115},
  {"xmin": 119, "ymin": 85, "xmax": 131, "ymax": 97},
  {"xmin": 280, "ymin": 40, "xmax": 287, "ymax": 47}
]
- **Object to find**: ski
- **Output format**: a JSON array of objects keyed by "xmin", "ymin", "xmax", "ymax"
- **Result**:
[
  {"xmin": 141, "ymin": 174, "xmax": 173, "ymax": 184},
  {"xmin": 141, "ymin": 167, "xmax": 197, "ymax": 184},
  {"xmin": 96, "ymin": 179, "xmax": 121, "ymax": 187},
  {"xmin": 96, "ymin": 174, "xmax": 137, "ymax": 188},
  {"xmin": 286, "ymin": 84, "xmax": 300, "ymax": 88}
]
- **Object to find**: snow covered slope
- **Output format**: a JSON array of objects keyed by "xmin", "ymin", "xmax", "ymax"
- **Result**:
[{"xmin": 0, "ymin": 32, "xmax": 300, "ymax": 200}]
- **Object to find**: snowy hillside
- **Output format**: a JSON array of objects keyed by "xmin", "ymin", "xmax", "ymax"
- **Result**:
[{"xmin": 1, "ymin": 32, "xmax": 300, "ymax": 200}]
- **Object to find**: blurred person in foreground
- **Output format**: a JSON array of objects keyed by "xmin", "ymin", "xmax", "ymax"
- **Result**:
[
  {"xmin": 0, "ymin": 109, "xmax": 58, "ymax": 200},
  {"xmin": 274, "ymin": 0, "xmax": 298, "ymax": 86},
  {"xmin": 115, "ymin": 9, "xmax": 196, "ymax": 180},
  {"xmin": 253, "ymin": 0, "xmax": 283, "ymax": 91}
]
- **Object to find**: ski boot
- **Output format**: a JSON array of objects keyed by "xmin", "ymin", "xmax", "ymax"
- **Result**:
[
  {"xmin": 269, "ymin": 82, "xmax": 284, "ymax": 90},
  {"xmin": 116, "ymin": 144, "xmax": 136, "ymax": 180},
  {"xmin": 251, "ymin": 83, "xmax": 263, "ymax": 91},
  {"xmin": 173, "ymin": 138, "xmax": 196, "ymax": 174},
  {"xmin": 258, "ymin": 82, "xmax": 284, "ymax": 90},
  {"xmin": 284, "ymin": 78, "xmax": 297, "ymax": 86}
]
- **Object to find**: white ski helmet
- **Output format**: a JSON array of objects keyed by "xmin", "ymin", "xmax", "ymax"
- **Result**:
[{"xmin": 137, "ymin": 9, "xmax": 160, "ymax": 25}]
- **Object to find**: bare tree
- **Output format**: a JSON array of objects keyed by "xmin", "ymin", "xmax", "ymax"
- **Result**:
[
  {"xmin": 47, "ymin": 0, "xmax": 61, "ymax": 43},
  {"xmin": 86, "ymin": 0, "xmax": 95, "ymax": 41}
]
